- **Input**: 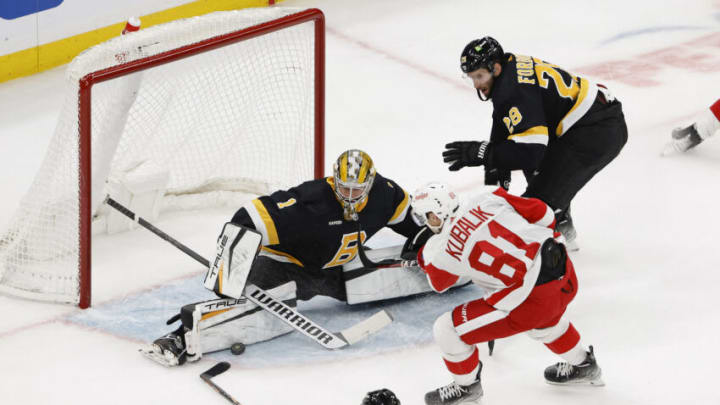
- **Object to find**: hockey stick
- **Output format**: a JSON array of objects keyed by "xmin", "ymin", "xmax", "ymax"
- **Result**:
[
  {"xmin": 200, "ymin": 362, "xmax": 241, "ymax": 405},
  {"xmin": 354, "ymin": 222, "xmax": 496, "ymax": 353},
  {"xmin": 355, "ymin": 223, "xmax": 417, "ymax": 269},
  {"xmin": 105, "ymin": 196, "xmax": 392, "ymax": 349}
]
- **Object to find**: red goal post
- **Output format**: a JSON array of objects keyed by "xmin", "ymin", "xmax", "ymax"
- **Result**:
[{"xmin": 0, "ymin": 8, "xmax": 325, "ymax": 308}]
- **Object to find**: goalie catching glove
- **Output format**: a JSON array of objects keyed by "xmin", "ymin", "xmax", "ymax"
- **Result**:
[{"xmin": 204, "ymin": 222, "xmax": 262, "ymax": 299}]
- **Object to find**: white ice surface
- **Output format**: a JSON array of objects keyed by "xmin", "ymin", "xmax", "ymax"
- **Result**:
[{"xmin": 2, "ymin": 0, "xmax": 720, "ymax": 404}]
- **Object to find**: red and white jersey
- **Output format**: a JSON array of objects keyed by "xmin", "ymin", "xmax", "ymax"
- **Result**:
[{"xmin": 418, "ymin": 187, "xmax": 558, "ymax": 312}]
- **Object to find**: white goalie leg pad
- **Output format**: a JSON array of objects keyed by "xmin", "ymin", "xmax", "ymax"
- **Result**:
[
  {"xmin": 187, "ymin": 282, "xmax": 297, "ymax": 354},
  {"xmin": 204, "ymin": 222, "xmax": 262, "ymax": 299},
  {"xmin": 344, "ymin": 245, "xmax": 469, "ymax": 304}
]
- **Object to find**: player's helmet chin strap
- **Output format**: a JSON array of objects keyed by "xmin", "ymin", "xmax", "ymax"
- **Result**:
[{"xmin": 476, "ymin": 87, "xmax": 490, "ymax": 102}]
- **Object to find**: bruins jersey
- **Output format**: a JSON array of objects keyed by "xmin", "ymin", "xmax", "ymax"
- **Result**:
[
  {"xmin": 489, "ymin": 53, "xmax": 600, "ymax": 171},
  {"xmin": 230, "ymin": 173, "xmax": 420, "ymax": 270}
]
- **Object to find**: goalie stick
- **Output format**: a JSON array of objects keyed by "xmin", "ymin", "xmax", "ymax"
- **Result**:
[
  {"xmin": 200, "ymin": 362, "xmax": 241, "ymax": 405},
  {"xmin": 105, "ymin": 196, "xmax": 392, "ymax": 349},
  {"xmin": 355, "ymin": 223, "xmax": 417, "ymax": 269}
]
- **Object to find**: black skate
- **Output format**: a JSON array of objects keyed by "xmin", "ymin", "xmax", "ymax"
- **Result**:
[
  {"xmin": 663, "ymin": 124, "xmax": 703, "ymax": 155},
  {"xmin": 555, "ymin": 208, "xmax": 578, "ymax": 251},
  {"xmin": 424, "ymin": 364, "xmax": 483, "ymax": 405},
  {"xmin": 544, "ymin": 345, "xmax": 604, "ymax": 386},
  {"xmin": 139, "ymin": 326, "xmax": 198, "ymax": 367}
]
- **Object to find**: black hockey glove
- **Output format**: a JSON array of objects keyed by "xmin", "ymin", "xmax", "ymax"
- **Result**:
[
  {"xmin": 443, "ymin": 141, "xmax": 491, "ymax": 171},
  {"xmin": 401, "ymin": 226, "xmax": 433, "ymax": 260},
  {"xmin": 484, "ymin": 167, "xmax": 510, "ymax": 190}
]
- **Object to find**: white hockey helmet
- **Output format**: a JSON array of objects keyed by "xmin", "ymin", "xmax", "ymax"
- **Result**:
[{"xmin": 410, "ymin": 182, "xmax": 459, "ymax": 233}]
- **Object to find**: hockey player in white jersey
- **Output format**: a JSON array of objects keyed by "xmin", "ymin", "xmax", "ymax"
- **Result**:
[{"xmin": 411, "ymin": 183, "xmax": 603, "ymax": 405}]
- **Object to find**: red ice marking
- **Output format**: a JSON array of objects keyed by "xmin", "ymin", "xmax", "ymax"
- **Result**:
[
  {"xmin": 575, "ymin": 32, "xmax": 720, "ymax": 87},
  {"xmin": 327, "ymin": 27, "xmax": 468, "ymax": 92}
]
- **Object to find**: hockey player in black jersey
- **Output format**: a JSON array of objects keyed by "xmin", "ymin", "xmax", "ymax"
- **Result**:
[
  {"xmin": 443, "ymin": 36, "xmax": 627, "ymax": 248},
  {"xmin": 141, "ymin": 149, "xmax": 437, "ymax": 366},
  {"xmin": 229, "ymin": 149, "xmax": 426, "ymax": 301}
]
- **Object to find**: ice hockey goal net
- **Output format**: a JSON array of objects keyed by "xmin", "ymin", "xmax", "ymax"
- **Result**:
[{"xmin": 0, "ymin": 8, "xmax": 325, "ymax": 308}]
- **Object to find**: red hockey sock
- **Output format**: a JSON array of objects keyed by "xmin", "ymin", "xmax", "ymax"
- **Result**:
[{"xmin": 710, "ymin": 99, "xmax": 720, "ymax": 121}]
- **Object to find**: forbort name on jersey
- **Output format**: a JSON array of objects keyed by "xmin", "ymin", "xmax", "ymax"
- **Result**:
[
  {"xmin": 515, "ymin": 54, "xmax": 536, "ymax": 85},
  {"xmin": 445, "ymin": 205, "xmax": 494, "ymax": 262}
]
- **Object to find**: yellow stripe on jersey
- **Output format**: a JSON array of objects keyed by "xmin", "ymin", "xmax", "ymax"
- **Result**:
[
  {"xmin": 556, "ymin": 78, "xmax": 598, "ymax": 136},
  {"xmin": 508, "ymin": 126, "xmax": 549, "ymax": 145},
  {"xmin": 201, "ymin": 307, "xmax": 232, "ymax": 321},
  {"xmin": 261, "ymin": 246, "xmax": 304, "ymax": 267},
  {"xmin": 388, "ymin": 189, "xmax": 410, "ymax": 225},
  {"xmin": 251, "ymin": 199, "xmax": 279, "ymax": 245},
  {"xmin": 508, "ymin": 125, "xmax": 548, "ymax": 139}
]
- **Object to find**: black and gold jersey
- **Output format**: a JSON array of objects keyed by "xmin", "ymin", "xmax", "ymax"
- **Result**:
[
  {"xmin": 489, "ymin": 53, "xmax": 599, "ymax": 171},
  {"xmin": 230, "ymin": 173, "xmax": 420, "ymax": 270}
]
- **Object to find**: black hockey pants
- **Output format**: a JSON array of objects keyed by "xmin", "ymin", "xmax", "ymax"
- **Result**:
[
  {"xmin": 246, "ymin": 255, "xmax": 347, "ymax": 302},
  {"xmin": 522, "ymin": 95, "xmax": 628, "ymax": 211}
]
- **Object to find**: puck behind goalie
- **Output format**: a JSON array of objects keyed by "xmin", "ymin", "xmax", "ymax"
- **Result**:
[{"xmin": 230, "ymin": 342, "xmax": 245, "ymax": 355}]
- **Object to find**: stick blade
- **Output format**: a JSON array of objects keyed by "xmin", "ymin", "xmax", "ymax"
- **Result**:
[
  {"xmin": 201, "ymin": 361, "xmax": 231, "ymax": 378},
  {"xmin": 338, "ymin": 310, "xmax": 393, "ymax": 345}
]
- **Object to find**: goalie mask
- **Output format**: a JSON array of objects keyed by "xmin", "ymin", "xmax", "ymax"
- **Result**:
[
  {"xmin": 332, "ymin": 149, "xmax": 376, "ymax": 221},
  {"xmin": 410, "ymin": 183, "xmax": 459, "ymax": 233}
]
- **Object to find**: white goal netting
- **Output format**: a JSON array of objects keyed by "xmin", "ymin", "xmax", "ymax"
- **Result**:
[{"xmin": 0, "ymin": 8, "xmax": 323, "ymax": 306}]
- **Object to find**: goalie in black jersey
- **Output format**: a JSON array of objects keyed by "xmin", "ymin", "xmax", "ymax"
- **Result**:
[
  {"xmin": 141, "ymin": 149, "xmax": 439, "ymax": 366},
  {"xmin": 443, "ymin": 37, "xmax": 628, "ymax": 248}
]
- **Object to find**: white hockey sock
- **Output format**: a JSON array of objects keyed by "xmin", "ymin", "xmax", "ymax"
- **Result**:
[
  {"xmin": 695, "ymin": 104, "xmax": 720, "ymax": 140},
  {"xmin": 558, "ymin": 341, "xmax": 588, "ymax": 366}
]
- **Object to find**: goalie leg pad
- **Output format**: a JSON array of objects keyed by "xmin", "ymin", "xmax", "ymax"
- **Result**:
[
  {"xmin": 344, "ymin": 245, "xmax": 469, "ymax": 304},
  {"xmin": 204, "ymin": 222, "xmax": 262, "ymax": 299},
  {"xmin": 182, "ymin": 282, "xmax": 297, "ymax": 354}
]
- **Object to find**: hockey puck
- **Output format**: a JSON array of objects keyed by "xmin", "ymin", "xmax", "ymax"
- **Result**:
[{"xmin": 230, "ymin": 342, "xmax": 245, "ymax": 355}]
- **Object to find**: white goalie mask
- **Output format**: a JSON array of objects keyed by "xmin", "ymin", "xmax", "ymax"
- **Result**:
[{"xmin": 410, "ymin": 182, "xmax": 459, "ymax": 233}]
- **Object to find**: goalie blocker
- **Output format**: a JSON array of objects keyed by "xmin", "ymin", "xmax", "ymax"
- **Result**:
[{"xmin": 204, "ymin": 222, "xmax": 262, "ymax": 299}]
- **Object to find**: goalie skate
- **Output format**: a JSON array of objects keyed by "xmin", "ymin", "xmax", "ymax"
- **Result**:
[{"xmin": 139, "ymin": 329, "xmax": 199, "ymax": 367}]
